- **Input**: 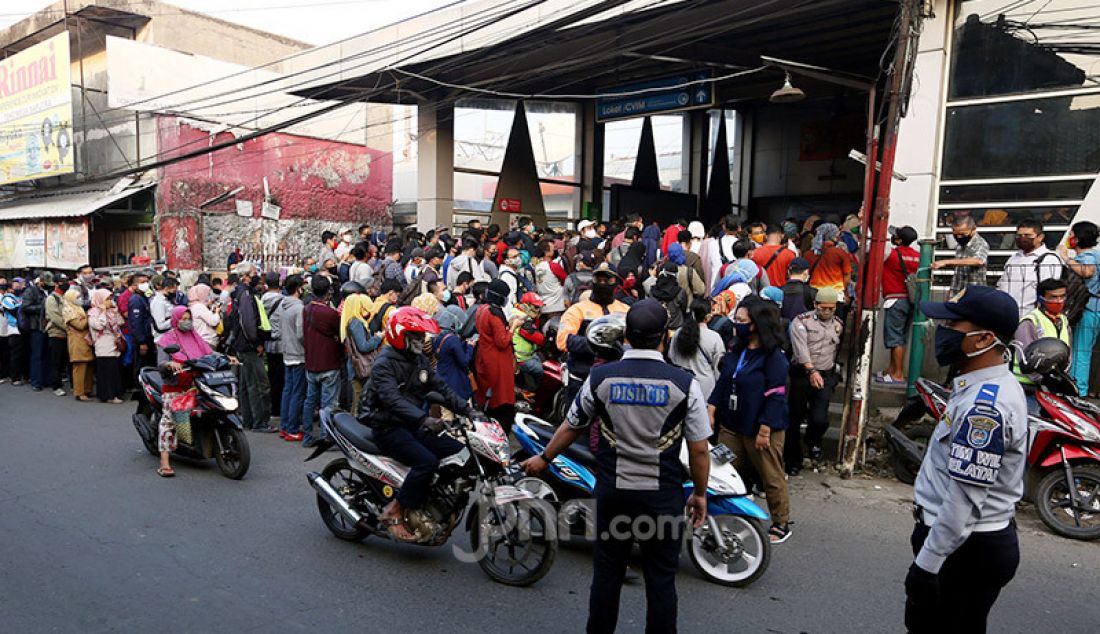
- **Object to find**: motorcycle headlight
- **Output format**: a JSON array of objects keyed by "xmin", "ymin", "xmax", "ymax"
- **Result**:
[
  {"xmin": 199, "ymin": 383, "xmax": 238, "ymax": 411},
  {"xmin": 1065, "ymin": 410, "xmax": 1100, "ymax": 444}
]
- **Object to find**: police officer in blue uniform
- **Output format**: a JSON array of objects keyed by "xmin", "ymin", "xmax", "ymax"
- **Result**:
[
  {"xmin": 523, "ymin": 299, "xmax": 712, "ymax": 634},
  {"xmin": 906, "ymin": 286, "xmax": 1027, "ymax": 633}
]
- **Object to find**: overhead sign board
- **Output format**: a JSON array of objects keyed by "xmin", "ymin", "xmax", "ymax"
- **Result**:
[
  {"xmin": 0, "ymin": 32, "xmax": 74, "ymax": 186},
  {"xmin": 597, "ymin": 71, "xmax": 714, "ymax": 122}
]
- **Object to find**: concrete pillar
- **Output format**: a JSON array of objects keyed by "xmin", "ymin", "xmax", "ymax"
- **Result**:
[
  {"xmin": 580, "ymin": 101, "xmax": 604, "ymax": 219},
  {"xmin": 686, "ymin": 110, "xmax": 709, "ymax": 202},
  {"xmin": 416, "ymin": 102, "xmax": 454, "ymax": 232}
]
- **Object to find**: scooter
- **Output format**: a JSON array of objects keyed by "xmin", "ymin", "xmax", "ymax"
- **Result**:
[
  {"xmin": 1025, "ymin": 369, "xmax": 1100, "ymax": 540},
  {"xmin": 306, "ymin": 395, "xmax": 558, "ymax": 586},
  {"xmin": 883, "ymin": 377, "xmax": 949, "ymax": 484},
  {"xmin": 512, "ymin": 412, "xmax": 771, "ymax": 587},
  {"xmin": 133, "ymin": 348, "xmax": 251, "ymax": 479}
]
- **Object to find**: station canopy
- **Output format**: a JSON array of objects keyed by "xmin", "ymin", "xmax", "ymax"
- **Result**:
[{"xmin": 286, "ymin": 0, "xmax": 898, "ymax": 105}]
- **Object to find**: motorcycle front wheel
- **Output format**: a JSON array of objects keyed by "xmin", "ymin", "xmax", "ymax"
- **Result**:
[
  {"xmin": 316, "ymin": 458, "xmax": 371, "ymax": 542},
  {"xmin": 1036, "ymin": 465, "xmax": 1100, "ymax": 540},
  {"xmin": 687, "ymin": 515, "xmax": 771, "ymax": 587},
  {"xmin": 469, "ymin": 498, "xmax": 557, "ymax": 586},
  {"xmin": 891, "ymin": 425, "xmax": 932, "ymax": 485},
  {"xmin": 214, "ymin": 426, "xmax": 251, "ymax": 480}
]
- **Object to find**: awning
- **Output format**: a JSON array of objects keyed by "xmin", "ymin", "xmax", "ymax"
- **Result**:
[{"xmin": 0, "ymin": 179, "xmax": 156, "ymax": 222}]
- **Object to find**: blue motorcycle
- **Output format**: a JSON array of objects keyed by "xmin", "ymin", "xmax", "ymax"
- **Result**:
[{"xmin": 512, "ymin": 412, "xmax": 771, "ymax": 587}]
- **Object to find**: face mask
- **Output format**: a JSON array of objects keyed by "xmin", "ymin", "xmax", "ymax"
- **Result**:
[
  {"xmin": 584, "ymin": 229, "xmax": 596, "ymax": 239},
  {"xmin": 138, "ymin": 283, "xmax": 150, "ymax": 293},
  {"xmin": 816, "ymin": 308, "xmax": 836, "ymax": 321},
  {"xmin": 1069, "ymin": 236, "xmax": 1079, "ymax": 250},
  {"xmin": 0, "ymin": 285, "xmax": 8, "ymax": 292},
  {"xmin": 1039, "ymin": 297, "xmax": 1066, "ymax": 316},
  {"xmin": 733, "ymin": 322, "xmax": 753, "ymax": 339},
  {"xmin": 178, "ymin": 319, "xmax": 194, "ymax": 332},
  {"xmin": 751, "ymin": 234, "xmax": 765, "ymax": 244},
  {"xmin": 82, "ymin": 274, "xmax": 94, "ymax": 284},
  {"xmin": 309, "ymin": 265, "xmax": 318, "ymax": 274},
  {"xmin": 342, "ymin": 235, "xmax": 352, "ymax": 244},
  {"xmin": 441, "ymin": 289, "xmax": 452, "ymax": 303},
  {"xmin": 327, "ymin": 266, "xmax": 338, "ymax": 275},
  {"xmin": 933, "ymin": 326, "xmax": 997, "ymax": 367},
  {"xmin": 406, "ymin": 334, "xmax": 425, "ymax": 355},
  {"xmin": 954, "ymin": 234, "xmax": 971, "ymax": 247},
  {"xmin": 1016, "ymin": 236, "xmax": 1036, "ymax": 252},
  {"xmin": 590, "ymin": 283, "xmax": 614, "ymax": 305},
  {"xmin": 508, "ymin": 257, "xmax": 522, "ymax": 269}
]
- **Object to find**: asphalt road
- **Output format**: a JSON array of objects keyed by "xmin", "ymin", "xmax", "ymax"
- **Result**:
[{"xmin": 1, "ymin": 383, "xmax": 1098, "ymax": 633}]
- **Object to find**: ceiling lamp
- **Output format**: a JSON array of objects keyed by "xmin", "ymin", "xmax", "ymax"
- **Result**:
[{"xmin": 769, "ymin": 72, "xmax": 805, "ymax": 103}]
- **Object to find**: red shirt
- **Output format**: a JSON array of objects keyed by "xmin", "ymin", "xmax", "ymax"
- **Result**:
[
  {"xmin": 303, "ymin": 302, "xmax": 343, "ymax": 372},
  {"xmin": 882, "ymin": 245, "xmax": 920, "ymax": 299},
  {"xmin": 751, "ymin": 244, "xmax": 796, "ymax": 287},
  {"xmin": 660, "ymin": 224, "xmax": 684, "ymax": 257}
]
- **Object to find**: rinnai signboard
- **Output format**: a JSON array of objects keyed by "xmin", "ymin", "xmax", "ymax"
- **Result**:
[{"xmin": 0, "ymin": 32, "xmax": 74, "ymax": 186}]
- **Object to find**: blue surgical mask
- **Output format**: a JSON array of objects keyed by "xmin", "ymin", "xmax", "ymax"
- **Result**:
[{"xmin": 442, "ymin": 289, "xmax": 452, "ymax": 302}]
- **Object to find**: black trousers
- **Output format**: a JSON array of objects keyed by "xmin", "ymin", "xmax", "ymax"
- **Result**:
[
  {"xmin": 906, "ymin": 522, "xmax": 1019, "ymax": 634},
  {"xmin": 47, "ymin": 336, "xmax": 67, "ymax": 389},
  {"xmin": 373, "ymin": 426, "xmax": 464, "ymax": 508},
  {"xmin": 0, "ymin": 335, "xmax": 9, "ymax": 379},
  {"xmin": 266, "ymin": 352, "xmax": 284, "ymax": 416},
  {"xmin": 785, "ymin": 368, "xmax": 838, "ymax": 467},
  {"xmin": 588, "ymin": 488, "xmax": 684, "ymax": 634},
  {"xmin": 9, "ymin": 333, "xmax": 27, "ymax": 381}
]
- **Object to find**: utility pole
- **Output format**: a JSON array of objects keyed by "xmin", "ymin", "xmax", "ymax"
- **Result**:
[{"xmin": 838, "ymin": 0, "xmax": 922, "ymax": 476}]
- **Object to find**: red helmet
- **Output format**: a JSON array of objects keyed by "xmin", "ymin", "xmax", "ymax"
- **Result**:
[
  {"xmin": 519, "ymin": 292, "xmax": 544, "ymax": 308},
  {"xmin": 385, "ymin": 306, "xmax": 440, "ymax": 350}
]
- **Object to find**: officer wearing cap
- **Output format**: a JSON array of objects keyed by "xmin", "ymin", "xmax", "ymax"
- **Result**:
[
  {"xmin": 786, "ymin": 286, "xmax": 843, "ymax": 473},
  {"xmin": 556, "ymin": 262, "xmax": 629, "ymax": 407},
  {"xmin": 905, "ymin": 285, "xmax": 1026, "ymax": 633},
  {"xmin": 524, "ymin": 299, "xmax": 712, "ymax": 633}
]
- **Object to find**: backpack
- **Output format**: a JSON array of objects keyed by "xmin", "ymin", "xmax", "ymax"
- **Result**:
[
  {"xmin": 567, "ymin": 272, "xmax": 593, "ymax": 305},
  {"xmin": 718, "ymin": 237, "xmax": 734, "ymax": 265},
  {"xmin": 1039, "ymin": 251, "xmax": 1098, "ymax": 324},
  {"xmin": 337, "ymin": 261, "xmax": 351, "ymax": 284},
  {"xmin": 503, "ymin": 269, "xmax": 534, "ymax": 303}
]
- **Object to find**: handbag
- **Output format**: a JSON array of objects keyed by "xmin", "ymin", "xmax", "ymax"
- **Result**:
[
  {"xmin": 896, "ymin": 249, "xmax": 919, "ymax": 303},
  {"xmin": 346, "ymin": 337, "xmax": 373, "ymax": 379}
]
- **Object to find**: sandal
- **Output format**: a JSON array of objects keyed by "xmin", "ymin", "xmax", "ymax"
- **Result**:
[
  {"xmin": 769, "ymin": 523, "xmax": 792, "ymax": 544},
  {"xmin": 157, "ymin": 467, "xmax": 175, "ymax": 478}
]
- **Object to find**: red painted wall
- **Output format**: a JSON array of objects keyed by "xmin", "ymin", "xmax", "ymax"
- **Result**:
[{"xmin": 155, "ymin": 116, "xmax": 392, "ymax": 268}]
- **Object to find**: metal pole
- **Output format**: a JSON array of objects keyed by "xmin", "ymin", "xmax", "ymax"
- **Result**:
[
  {"xmin": 905, "ymin": 238, "xmax": 936, "ymax": 397},
  {"xmin": 838, "ymin": 0, "xmax": 920, "ymax": 476}
]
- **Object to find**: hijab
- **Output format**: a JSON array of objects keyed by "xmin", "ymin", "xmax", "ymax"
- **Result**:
[
  {"xmin": 411, "ymin": 292, "xmax": 441, "ymax": 316},
  {"xmin": 156, "ymin": 305, "xmax": 212, "ymax": 362},
  {"xmin": 88, "ymin": 288, "xmax": 123, "ymax": 329},
  {"xmin": 617, "ymin": 241, "xmax": 646, "ymax": 280},
  {"xmin": 812, "ymin": 222, "xmax": 839, "ymax": 255},
  {"xmin": 435, "ymin": 304, "xmax": 466, "ymax": 334},
  {"xmin": 62, "ymin": 288, "xmax": 85, "ymax": 324},
  {"xmin": 188, "ymin": 283, "xmax": 212, "ymax": 305},
  {"xmin": 340, "ymin": 293, "xmax": 373, "ymax": 342},
  {"xmin": 666, "ymin": 242, "xmax": 686, "ymax": 266},
  {"xmin": 650, "ymin": 262, "xmax": 682, "ymax": 303}
]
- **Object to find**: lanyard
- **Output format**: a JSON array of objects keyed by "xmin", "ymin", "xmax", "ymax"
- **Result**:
[{"xmin": 731, "ymin": 350, "xmax": 748, "ymax": 380}]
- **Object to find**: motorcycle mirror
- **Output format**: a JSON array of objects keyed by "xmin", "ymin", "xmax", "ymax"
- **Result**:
[
  {"xmin": 163, "ymin": 345, "xmax": 180, "ymax": 355},
  {"xmin": 425, "ymin": 392, "xmax": 448, "ymax": 406}
]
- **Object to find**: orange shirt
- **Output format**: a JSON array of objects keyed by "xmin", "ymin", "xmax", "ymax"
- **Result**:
[
  {"xmin": 806, "ymin": 243, "xmax": 853, "ymax": 300},
  {"xmin": 751, "ymin": 244, "xmax": 796, "ymax": 287}
]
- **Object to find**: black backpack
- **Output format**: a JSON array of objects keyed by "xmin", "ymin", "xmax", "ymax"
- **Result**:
[{"xmin": 1038, "ymin": 251, "xmax": 1099, "ymax": 324}]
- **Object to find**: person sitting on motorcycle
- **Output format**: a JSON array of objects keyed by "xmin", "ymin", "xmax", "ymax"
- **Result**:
[
  {"xmin": 153, "ymin": 305, "xmax": 213, "ymax": 478},
  {"xmin": 360, "ymin": 306, "xmax": 472, "ymax": 541},
  {"xmin": 555, "ymin": 263, "xmax": 630, "ymax": 404},
  {"xmin": 513, "ymin": 291, "xmax": 546, "ymax": 388}
]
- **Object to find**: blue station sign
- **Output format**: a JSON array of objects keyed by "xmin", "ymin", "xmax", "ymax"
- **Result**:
[{"xmin": 596, "ymin": 71, "xmax": 714, "ymax": 122}]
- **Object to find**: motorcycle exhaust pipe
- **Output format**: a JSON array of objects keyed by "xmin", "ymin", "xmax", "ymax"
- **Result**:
[{"xmin": 308, "ymin": 472, "xmax": 365, "ymax": 527}]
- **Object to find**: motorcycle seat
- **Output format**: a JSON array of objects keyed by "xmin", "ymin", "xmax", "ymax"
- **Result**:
[
  {"xmin": 528, "ymin": 421, "xmax": 597, "ymax": 470},
  {"xmin": 139, "ymin": 368, "xmax": 164, "ymax": 392},
  {"xmin": 332, "ymin": 412, "xmax": 381, "ymax": 454}
]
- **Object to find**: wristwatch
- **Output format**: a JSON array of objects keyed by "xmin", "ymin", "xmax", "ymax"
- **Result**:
[{"xmin": 539, "ymin": 451, "xmax": 553, "ymax": 463}]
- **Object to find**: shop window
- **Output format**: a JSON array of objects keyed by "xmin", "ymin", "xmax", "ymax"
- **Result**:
[
  {"xmin": 602, "ymin": 114, "xmax": 686, "ymax": 191},
  {"xmin": 454, "ymin": 171, "xmax": 498, "ymax": 212},
  {"xmin": 527, "ymin": 102, "xmax": 580, "ymax": 182},
  {"xmin": 454, "ymin": 99, "xmax": 516, "ymax": 173},
  {"xmin": 950, "ymin": 0, "xmax": 1100, "ymax": 100},
  {"xmin": 937, "ymin": 206, "xmax": 1079, "ymax": 228},
  {"xmin": 942, "ymin": 94, "xmax": 1100, "ymax": 180}
]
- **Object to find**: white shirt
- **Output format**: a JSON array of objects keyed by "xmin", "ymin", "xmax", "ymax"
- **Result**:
[
  {"xmin": 997, "ymin": 245, "xmax": 1063, "ymax": 319},
  {"xmin": 499, "ymin": 264, "xmax": 519, "ymax": 312},
  {"xmin": 535, "ymin": 260, "xmax": 566, "ymax": 314},
  {"xmin": 150, "ymin": 292, "xmax": 174, "ymax": 334}
]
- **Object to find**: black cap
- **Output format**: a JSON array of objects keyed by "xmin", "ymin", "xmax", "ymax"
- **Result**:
[
  {"xmin": 626, "ymin": 298, "xmax": 668, "ymax": 342},
  {"xmin": 921, "ymin": 286, "xmax": 1019, "ymax": 341},
  {"xmin": 788, "ymin": 257, "xmax": 810, "ymax": 273}
]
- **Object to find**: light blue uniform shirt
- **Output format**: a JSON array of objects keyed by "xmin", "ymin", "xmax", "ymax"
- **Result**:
[{"xmin": 912, "ymin": 363, "xmax": 1027, "ymax": 573}]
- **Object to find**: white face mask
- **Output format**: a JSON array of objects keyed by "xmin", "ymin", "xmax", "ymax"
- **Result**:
[
  {"xmin": 584, "ymin": 229, "xmax": 596, "ymax": 239},
  {"xmin": 138, "ymin": 282, "xmax": 150, "ymax": 293}
]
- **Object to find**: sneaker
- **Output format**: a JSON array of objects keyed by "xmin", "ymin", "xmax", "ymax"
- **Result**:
[
  {"xmin": 284, "ymin": 432, "xmax": 304, "ymax": 442},
  {"xmin": 0, "ymin": 378, "xmax": 9, "ymax": 385},
  {"xmin": 12, "ymin": 380, "xmax": 23, "ymax": 386},
  {"xmin": 52, "ymin": 388, "xmax": 67, "ymax": 397},
  {"xmin": 32, "ymin": 386, "xmax": 43, "ymax": 392}
]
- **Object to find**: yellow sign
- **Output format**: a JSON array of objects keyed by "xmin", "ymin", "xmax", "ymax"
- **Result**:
[{"xmin": 0, "ymin": 32, "xmax": 74, "ymax": 186}]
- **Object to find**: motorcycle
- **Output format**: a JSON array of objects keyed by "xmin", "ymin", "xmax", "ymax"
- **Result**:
[
  {"xmin": 512, "ymin": 412, "xmax": 772, "ymax": 587},
  {"xmin": 515, "ymin": 316, "xmax": 569, "ymax": 424},
  {"xmin": 883, "ymin": 377, "xmax": 949, "ymax": 484},
  {"xmin": 306, "ymin": 394, "xmax": 558, "ymax": 586},
  {"xmin": 884, "ymin": 371, "xmax": 1100, "ymax": 539},
  {"xmin": 132, "ymin": 348, "xmax": 251, "ymax": 479},
  {"xmin": 1024, "ymin": 368, "xmax": 1100, "ymax": 540}
]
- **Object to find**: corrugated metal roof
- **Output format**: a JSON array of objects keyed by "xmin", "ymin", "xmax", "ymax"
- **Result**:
[{"xmin": 0, "ymin": 181, "xmax": 156, "ymax": 221}]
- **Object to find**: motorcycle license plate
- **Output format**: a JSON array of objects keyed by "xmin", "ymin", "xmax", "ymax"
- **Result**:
[
  {"xmin": 710, "ymin": 444, "xmax": 735, "ymax": 465},
  {"xmin": 494, "ymin": 484, "xmax": 535, "ymax": 505}
]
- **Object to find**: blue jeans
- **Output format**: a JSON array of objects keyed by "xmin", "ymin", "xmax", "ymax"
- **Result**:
[
  {"xmin": 302, "ymin": 369, "xmax": 340, "ymax": 444},
  {"xmin": 28, "ymin": 330, "xmax": 47, "ymax": 389},
  {"xmin": 1071, "ymin": 309, "xmax": 1100, "ymax": 396},
  {"xmin": 280, "ymin": 364, "xmax": 306, "ymax": 434},
  {"xmin": 519, "ymin": 356, "xmax": 544, "ymax": 382}
]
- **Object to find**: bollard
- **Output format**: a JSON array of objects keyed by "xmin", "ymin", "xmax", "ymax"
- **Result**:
[{"xmin": 906, "ymin": 238, "xmax": 936, "ymax": 398}]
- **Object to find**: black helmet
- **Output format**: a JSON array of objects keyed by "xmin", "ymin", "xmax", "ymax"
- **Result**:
[
  {"xmin": 340, "ymin": 280, "xmax": 366, "ymax": 297},
  {"xmin": 586, "ymin": 313, "xmax": 627, "ymax": 361},
  {"xmin": 1021, "ymin": 337, "xmax": 1070, "ymax": 375}
]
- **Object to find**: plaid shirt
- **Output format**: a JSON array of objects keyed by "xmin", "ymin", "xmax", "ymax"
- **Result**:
[{"xmin": 949, "ymin": 233, "xmax": 989, "ymax": 294}]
